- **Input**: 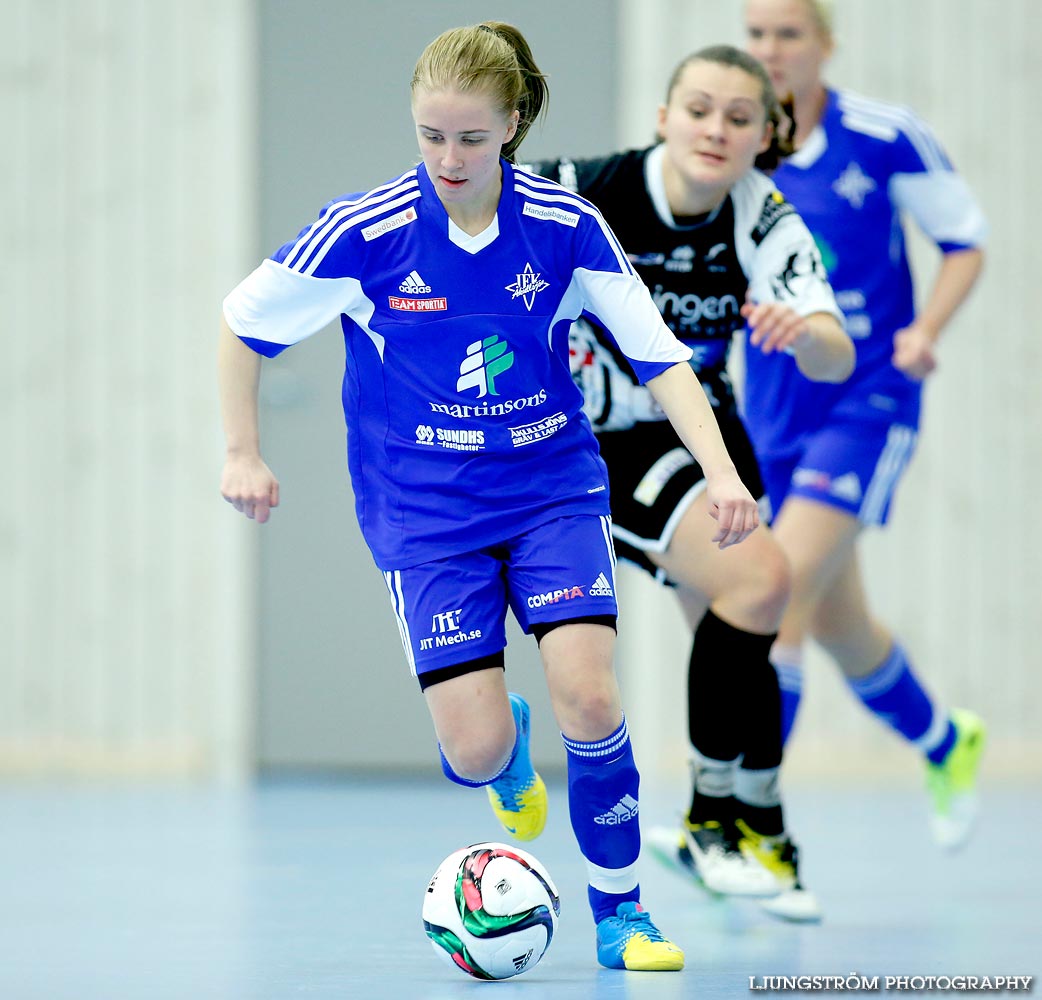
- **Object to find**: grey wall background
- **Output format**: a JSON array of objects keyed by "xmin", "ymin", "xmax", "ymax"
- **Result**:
[
  {"xmin": 253, "ymin": 0, "xmax": 620, "ymax": 772},
  {"xmin": 3, "ymin": 0, "xmax": 257, "ymax": 779},
  {"xmin": 5, "ymin": 1, "xmax": 1038, "ymax": 783}
]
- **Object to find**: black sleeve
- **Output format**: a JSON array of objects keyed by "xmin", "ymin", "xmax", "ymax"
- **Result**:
[{"xmin": 524, "ymin": 153, "xmax": 629, "ymax": 201}]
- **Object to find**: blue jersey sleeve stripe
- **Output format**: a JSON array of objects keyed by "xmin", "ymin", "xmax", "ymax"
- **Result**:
[
  {"xmin": 283, "ymin": 172, "xmax": 420, "ymax": 273},
  {"xmin": 838, "ymin": 91, "xmax": 950, "ymax": 172},
  {"xmin": 281, "ymin": 171, "xmax": 417, "ymax": 269},
  {"xmin": 515, "ymin": 179, "xmax": 636, "ymax": 277},
  {"xmin": 287, "ymin": 183, "xmax": 420, "ymax": 274},
  {"xmin": 513, "ymin": 167, "xmax": 614, "ymax": 219},
  {"xmin": 296, "ymin": 189, "xmax": 422, "ymax": 276}
]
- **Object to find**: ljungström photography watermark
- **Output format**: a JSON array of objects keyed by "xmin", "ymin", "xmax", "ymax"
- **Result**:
[{"xmin": 748, "ymin": 974, "xmax": 1034, "ymax": 992}]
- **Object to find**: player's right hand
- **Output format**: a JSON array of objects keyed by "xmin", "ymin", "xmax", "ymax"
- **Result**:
[
  {"xmin": 221, "ymin": 454, "xmax": 280, "ymax": 523},
  {"xmin": 704, "ymin": 468, "xmax": 759, "ymax": 549}
]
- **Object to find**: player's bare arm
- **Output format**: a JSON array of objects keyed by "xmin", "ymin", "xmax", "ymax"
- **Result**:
[{"xmin": 218, "ymin": 316, "xmax": 280, "ymax": 523}]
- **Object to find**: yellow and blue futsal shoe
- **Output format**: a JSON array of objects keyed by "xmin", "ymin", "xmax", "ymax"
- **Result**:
[
  {"xmin": 595, "ymin": 901, "xmax": 684, "ymax": 971},
  {"xmin": 486, "ymin": 693, "xmax": 547, "ymax": 841},
  {"xmin": 927, "ymin": 708, "xmax": 986, "ymax": 850}
]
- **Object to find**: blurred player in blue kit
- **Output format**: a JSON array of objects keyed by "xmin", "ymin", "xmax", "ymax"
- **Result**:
[
  {"xmin": 744, "ymin": 0, "xmax": 987, "ymax": 848},
  {"xmin": 218, "ymin": 21, "xmax": 765, "ymax": 972}
]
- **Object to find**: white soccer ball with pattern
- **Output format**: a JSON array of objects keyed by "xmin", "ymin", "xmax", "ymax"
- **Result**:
[{"xmin": 422, "ymin": 842, "xmax": 560, "ymax": 980}]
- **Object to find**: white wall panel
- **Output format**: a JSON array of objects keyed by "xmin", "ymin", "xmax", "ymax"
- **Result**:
[
  {"xmin": 2, "ymin": 0, "xmax": 257, "ymax": 777},
  {"xmin": 6, "ymin": 0, "xmax": 1036, "ymax": 782},
  {"xmin": 615, "ymin": 0, "xmax": 1042, "ymax": 780}
]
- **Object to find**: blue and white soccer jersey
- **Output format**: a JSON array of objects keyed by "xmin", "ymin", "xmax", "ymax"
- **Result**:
[
  {"xmin": 223, "ymin": 159, "xmax": 691, "ymax": 674},
  {"xmin": 224, "ymin": 160, "xmax": 689, "ymax": 570},
  {"xmin": 743, "ymin": 88, "xmax": 987, "ymax": 524},
  {"xmin": 383, "ymin": 515, "xmax": 618, "ymax": 679}
]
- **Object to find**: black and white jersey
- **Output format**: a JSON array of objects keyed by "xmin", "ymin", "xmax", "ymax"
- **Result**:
[{"xmin": 528, "ymin": 145, "xmax": 840, "ymax": 428}]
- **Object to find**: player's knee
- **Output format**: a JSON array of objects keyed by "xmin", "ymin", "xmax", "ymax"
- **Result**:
[
  {"xmin": 552, "ymin": 684, "xmax": 620, "ymax": 742},
  {"xmin": 754, "ymin": 548, "xmax": 792, "ymax": 623},
  {"xmin": 441, "ymin": 733, "xmax": 513, "ymax": 784},
  {"xmin": 720, "ymin": 547, "xmax": 791, "ymax": 632}
]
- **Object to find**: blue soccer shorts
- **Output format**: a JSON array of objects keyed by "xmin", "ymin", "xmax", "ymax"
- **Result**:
[
  {"xmin": 381, "ymin": 514, "xmax": 619, "ymax": 683},
  {"xmin": 759, "ymin": 413, "xmax": 918, "ymax": 526}
]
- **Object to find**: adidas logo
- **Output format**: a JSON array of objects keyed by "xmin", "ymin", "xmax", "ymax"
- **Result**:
[
  {"xmin": 512, "ymin": 948, "xmax": 534, "ymax": 972},
  {"xmin": 399, "ymin": 269, "xmax": 432, "ymax": 294},
  {"xmin": 589, "ymin": 572, "xmax": 613, "ymax": 597},
  {"xmin": 829, "ymin": 472, "xmax": 863, "ymax": 502},
  {"xmin": 594, "ymin": 794, "xmax": 639, "ymax": 826}
]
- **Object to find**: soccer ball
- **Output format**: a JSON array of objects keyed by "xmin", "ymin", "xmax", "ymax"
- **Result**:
[{"xmin": 422, "ymin": 842, "xmax": 560, "ymax": 980}]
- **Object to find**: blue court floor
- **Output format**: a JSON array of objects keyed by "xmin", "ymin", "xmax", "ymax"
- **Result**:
[{"xmin": 2, "ymin": 775, "xmax": 1038, "ymax": 999}]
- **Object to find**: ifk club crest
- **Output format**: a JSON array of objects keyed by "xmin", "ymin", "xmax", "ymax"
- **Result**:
[{"xmin": 505, "ymin": 262, "xmax": 550, "ymax": 311}]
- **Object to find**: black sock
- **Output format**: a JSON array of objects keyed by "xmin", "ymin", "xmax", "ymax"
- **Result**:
[
  {"xmin": 687, "ymin": 790, "xmax": 736, "ymax": 827},
  {"xmin": 737, "ymin": 638, "xmax": 785, "ymax": 836},
  {"xmin": 687, "ymin": 608, "xmax": 750, "ymax": 761},
  {"xmin": 689, "ymin": 609, "xmax": 784, "ymax": 834}
]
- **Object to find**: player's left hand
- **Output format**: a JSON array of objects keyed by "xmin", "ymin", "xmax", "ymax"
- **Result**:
[
  {"xmin": 892, "ymin": 324, "xmax": 938, "ymax": 380},
  {"xmin": 704, "ymin": 468, "xmax": 760, "ymax": 549},
  {"xmin": 742, "ymin": 298, "xmax": 811, "ymax": 356}
]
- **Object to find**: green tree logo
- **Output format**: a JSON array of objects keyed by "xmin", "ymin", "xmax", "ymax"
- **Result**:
[{"xmin": 456, "ymin": 336, "xmax": 514, "ymax": 398}]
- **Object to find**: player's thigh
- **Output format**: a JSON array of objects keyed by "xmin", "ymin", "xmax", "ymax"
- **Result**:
[
  {"xmin": 770, "ymin": 496, "xmax": 862, "ymax": 604},
  {"xmin": 423, "ymin": 665, "xmax": 513, "ymax": 759},
  {"xmin": 648, "ymin": 492, "xmax": 790, "ymax": 621},
  {"xmin": 538, "ymin": 622, "xmax": 621, "ymax": 741},
  {"xmin": 504, "ymin": 515, "xmax": 621, "ymax": 739}
]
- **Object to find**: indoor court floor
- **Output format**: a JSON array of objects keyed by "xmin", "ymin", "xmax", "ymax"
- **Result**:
[{"xmin": 2, "ymin": 775, "xmax": 1038, "ymax": 999}]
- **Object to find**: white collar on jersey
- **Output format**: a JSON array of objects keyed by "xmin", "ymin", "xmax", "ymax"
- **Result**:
[
  {"xmin": 447, "ymin": 214, "xmax": 500, "ymax": 254},
  {"xmin": 788, "ymin": 124, "xmax": 828, "ymax": 168},
  {"xmin": 644, "ymin": 143, "xmax": 725, "ymax": 230}
]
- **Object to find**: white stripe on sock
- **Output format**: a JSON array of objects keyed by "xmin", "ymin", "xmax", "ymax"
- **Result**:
[
  {"xmin": 911, "ymin": 704, "xmax": 951, "ymax": 754},
  {"xmin": 689, "ymin": 747, "xmax": 738, "ymax": 797},
  {"xmin": 734, "ymin": 766, "xmax": 781, "ymax": 809},
  {"xmin": 586, "ymin": 860, "xmax": 639, "ymax": 895}
]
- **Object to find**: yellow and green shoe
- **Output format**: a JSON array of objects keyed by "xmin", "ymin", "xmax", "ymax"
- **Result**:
[{"xmin": 927, "ymin": 708, "xmax": 986, "ymax": 850}]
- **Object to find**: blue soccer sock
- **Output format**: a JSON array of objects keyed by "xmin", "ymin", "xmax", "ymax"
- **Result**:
[
  {"xmin": 847, "ymin": 643, "xmax": 957, "ymax": 764},
  {"xmin": 562, "ymin": 717, "xmax": 641, "ymax": 923},
  {"xmin": 770, "ymin": 644, "xmax": 804, "ymax": 746}
]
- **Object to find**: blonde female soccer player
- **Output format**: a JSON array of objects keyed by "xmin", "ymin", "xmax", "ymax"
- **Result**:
[{"xmin": 219, "ymin": 21, "xmax": 764, "ymax": 971}]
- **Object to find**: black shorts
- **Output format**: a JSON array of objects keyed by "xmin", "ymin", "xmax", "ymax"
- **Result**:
[{"xmin": 596, "ymin": 411, "xmax": 765, "ymax": 581}]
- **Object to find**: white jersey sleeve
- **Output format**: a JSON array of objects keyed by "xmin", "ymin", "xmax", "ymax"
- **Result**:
[
  {"xmin": 575, "ymin": 268, "xmax": 692, "ymax": 375},
  {"xmin": 568, "ymin": 320, "xmax": 666, "ymax": 431},
  {"xmin": 732, "ymin": 171, "xmax": 843, "ymax": 323},
  {"xmin": 223, "ymin": 259, "xmax": 369, "ymax": 356},
  {"xmin": 889, "ymin": 171, "xmax": 988, "ymax": 249}
]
